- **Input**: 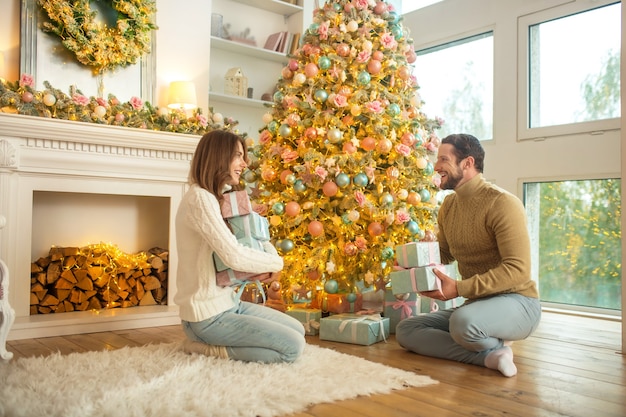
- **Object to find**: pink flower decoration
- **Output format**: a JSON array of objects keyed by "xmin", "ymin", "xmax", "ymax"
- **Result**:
[
  {"xmin": 19, "ymin": 74, "xmax": 34, "ymax": 88},
  {"xmin": 364, "ymin": 166, "xmax": 376, "ymax": 183},
  {"xmin": 343, "ymin": 242, "xmax": 358, "ymax": 256},
  {"xmin": 315, "ymin": 166, "xmax": 328, "ymax": 181},
  {"xmin": 129, "ymin": 96, "xmax": 143, "ymax": 110},
  {"xmin": 196, "ymin": 114, "xmax": 208, "ymax": 127},
  {"xmin": 281, "ymin": 149, "xmax": 299, "ymax": 164},
  {"xmin": 356, "ymin": 50, "xmax": 371, "ymax": 63},
  {"xmin": 395, "ymin": 210, "xmax": 411, "ymax": 224},
  {"xmin": 381, "ymin": 32, "xmax": 398, "ymax": 50},
  {"xmin": 72, "ymin": 94, "xmax": 90, "ymax": 106},
  {"xmin": 395, "ymin": 143, "xmax": 411, "ymax": 156},
  {"xmin": 333, "ymin": 94, "xmax": 348, "ymax": 107},
  {"xmin": 365, "ymin": 100, "xmax": 384, "ymax": 114},
  {"xmin": 319, "ymin": 21, "xmax": 330, "ymax": 40},
  {"xmin": 96, "ymin": 97, "xmax": 108, "ymax": 107},
  {"xmin": 354, "ymin": 0, "xmax": 368, "ymax": 10},
  {"xmin": 259, "ymin": 130, "xmax": 273, "ymax": 145},
  {"xmin": 354, "ymin": 191, "xmax": 366, "ymax": 207},
  {"xmin": 253, "ymin": 203, "xmax": 269, "ymax": 216}
]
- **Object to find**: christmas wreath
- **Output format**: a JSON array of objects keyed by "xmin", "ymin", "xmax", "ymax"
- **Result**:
[{"xmin": 37, "ymin": 0, "xmax": 158, "ymax": 74}]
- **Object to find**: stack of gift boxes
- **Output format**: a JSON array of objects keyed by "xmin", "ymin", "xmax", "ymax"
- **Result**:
[
  {"xmin": 214, "ymin": 190, "xmax": 272, "ymax": 293},
  {"xmin": 386, "ymin": 241, "xmax": 465, "ymax": 333}
]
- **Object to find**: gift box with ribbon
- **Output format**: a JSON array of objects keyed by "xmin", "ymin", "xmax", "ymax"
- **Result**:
[
  {"xmin": 215, "ymin": 269, "xmax": 271, "ymax": 287},
  {"xmin": 220, "ymin": 190, "xmax": 253, "ymax": 218},
  {"xmin": 383, "ymin": 289, "xmax": 419, "ymax": 333},
  {"xmin": 419, "ymin": 295, "xmax": 466, "ymax": 313},
  {"xmin": 285, "ymin": 307, "xmax": 321, "ymax": 335},
  {"xmin": 228, "ymin": 212, "xmax": 270, "ymax": 241},
  {"xmin": 395, "ymin": 241, "xmax": 440, "ymax": 268},
  {"xmin": 389, "ymin": 263, "xmax": 457, "ymax": 295},
  {"xmin": 213, "ymin": 235, "xmax": 265, "ymax": 272},
  {"xmin": 319, "ymin": 313, "xmax": 389, "ymax": 345}
]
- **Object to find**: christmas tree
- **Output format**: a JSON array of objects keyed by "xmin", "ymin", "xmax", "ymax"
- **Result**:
[{"xmin": 244, "ymin": 0, "xmax": 442, "ymax": 304}]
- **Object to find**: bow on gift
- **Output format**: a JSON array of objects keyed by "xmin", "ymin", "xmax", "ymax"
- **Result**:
[
  {"xmin": 338, "ymin": 313, "xmax": 387, "ymax": 343},
  {"xmin": 304, "ymin": 319, "xmax": 320, "ymax": 334},
  {"xmin": 385, "ymin": 299, "xmax": 417, "ymax": 319}
]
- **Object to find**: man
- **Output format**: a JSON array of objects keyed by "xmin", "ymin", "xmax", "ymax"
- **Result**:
[{"xmin": 395, "ymin": 133, "xmax": 541, "ymax": 377}]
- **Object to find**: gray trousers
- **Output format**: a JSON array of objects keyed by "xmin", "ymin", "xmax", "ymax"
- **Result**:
[{"xmin": 395, "ymin": 293, "xmax": 542, "ymax": 367}]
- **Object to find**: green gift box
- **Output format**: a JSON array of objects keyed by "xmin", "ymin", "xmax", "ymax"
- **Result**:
[
  {"xmin": 285, "ymin": 308, "xmax": 321, "ymax": 335},
  {"xmin": 319, "ymin": 313, "xmax": 389, "ymax": 345},
  {"xmin": 213, "ymin": 235, "xmax": 264, "ymax": 271},
  {"xmin": 420, "ymin": 295, "xmax": 465, "ymax": 313},
  {"xmin": 383, "ymin": 289, "xmax": 419, "ymax": 334},
  {"xmin": 228, "ymin": 212, "xmax": 270, "ymax": 241},
  {"xmin": 395, "ymin": 241, "xmax": 440, "ymax": 268},
  {"xmin": 390, "ymin": 263, "xmax": 457, "ymax": 294}
]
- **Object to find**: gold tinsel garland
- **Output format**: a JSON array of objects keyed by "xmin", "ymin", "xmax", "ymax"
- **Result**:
[{"xmin": 37, "ymin": 0, "xmax": 158, "ymax": 74}]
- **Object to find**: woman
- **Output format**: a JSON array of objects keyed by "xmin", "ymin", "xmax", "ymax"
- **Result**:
[{"xmin": 174, "ymin": 130, "xmax": 305, "ymax": 363}]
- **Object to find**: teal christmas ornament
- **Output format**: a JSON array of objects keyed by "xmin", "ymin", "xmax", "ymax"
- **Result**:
[
  {"xmin": 314, "ymin": 89, "xmax": 329, "ymax": 103},
  {"xmin": 423, "ymin": 162, "xmax": 434, "ymax": 175},
  {"xmin": 324, "ymin": 279, "xmax": 339, "ymax": 294},
  {"xmin": 272, "ymin": 202, "xmax": 285, "ymax": 215},
  {"xmin": 335, "ymin": 172, "xmax": 350, "ymax": 188},
  {"xmin": 273, "ymin": 90, "xmax": 284, "ymax": 103},
  {"xmin": 387, "ymin": 103, "xmax": 401, "ymax": 116},
  {"xmin": 281, "ymin": 239, "xmax": 294, "ymax": 252},
  {"xmin": 380, "ymin": 192, "xmax": 394, "ymax": 206},
  {"xmin": 357, "ymin": 71, "xmax": 371, "ymax": 86},
  {"xmin": 346, "ymin": 293, "xmax": 357, "ymax": 303},
  {"xmin": 243, "ymin": 170, "xmax": 257, "ymax": 183},
  {"xmin": 267, "ymin": 120, "xmax": 278, "ymax": 134},
  {"xmin": 419, "ymin": 188, "xmax": 431, "ymax": 202},
  {"xmin": 406, "ymin": 220, "xmax": 421, "ymax": 235},
  {"xmin": 381, "ymin": 246, "xmax": 395, "ymax": 260},
  {"xmin": 353, "ymin": 173, "xmax": 369, "ymax": 187},
  {"xmin": 293, "ymin": 180, "xmax": 307, "ymax": 193},
  {"xmin": 318, "ymin": 56, "xmax": 331, "ymax": 70}
]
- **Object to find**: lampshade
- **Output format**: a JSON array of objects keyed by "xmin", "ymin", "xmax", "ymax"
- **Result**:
[{"xmin": 167, "ymin": 81, "xmax": 197, "ymax": 110}]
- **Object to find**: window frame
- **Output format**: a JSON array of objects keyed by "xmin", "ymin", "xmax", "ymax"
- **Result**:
[
  {"xmin": 516, "ymin": 0, "xmax": 620, "ymax": 141},
  {"xmin": 413, "ymin": 27, "xmax": 495, "ymax": 142}
]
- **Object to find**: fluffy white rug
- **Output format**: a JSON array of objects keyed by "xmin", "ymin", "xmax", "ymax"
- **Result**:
[{"xmin": 0, "ymin": 342, "xmax": 436, "ymax": 417}]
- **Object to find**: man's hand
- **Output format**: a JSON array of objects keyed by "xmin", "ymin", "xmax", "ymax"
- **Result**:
[{"xmin": 419, "ymin": 267, "xmax": 459, "ymax": 301}]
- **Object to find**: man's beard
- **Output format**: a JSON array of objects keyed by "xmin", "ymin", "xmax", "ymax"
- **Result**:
[{"xmin": 440, "ymin": 166, "xmax": 463, "ymax": 190}]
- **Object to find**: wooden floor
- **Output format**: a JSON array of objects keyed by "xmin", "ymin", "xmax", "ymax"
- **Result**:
[{"xmin": 5, "ymin": 311, "xmax": 625, "ymax": 417}]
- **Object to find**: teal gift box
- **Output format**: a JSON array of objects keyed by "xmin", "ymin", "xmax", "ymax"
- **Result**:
[
  {"xmin": 285, "ymin": 307, "xmax": 321, "ymax": 335},
  {"xmin": 213, "ymin": 235, "xmax": 264, "ymax": 271},
  {"xmin": 420, "ymin": 295, "xmax": 465, "ymax": 313},
  {"xmin": 383, "ymin": 289, "xmax": 419, "ymax": 334},
  {"xmin": 319, "ymin": 313, "xmax": 389, "ymax": 345},
  {"xmin": 228, "ymin": 212, "xmax": 270, "ymax": 241},
  {"xmin": 395, "ymin": 241, "xmax": 440, "ymax": 268},
  {"xmin": 390, "ymin": 263, "xmax": 457, "ymax": 294}
]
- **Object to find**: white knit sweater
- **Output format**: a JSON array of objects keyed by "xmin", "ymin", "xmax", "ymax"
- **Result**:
[{"xmin": 174, "ymin": 184, "xmax": 284, "ymax": 322}]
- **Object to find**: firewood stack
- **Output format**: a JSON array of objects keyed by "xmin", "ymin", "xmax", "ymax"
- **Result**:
[{"xmin": 30, "ymin": 244, "xmax": 168, "ymax": 314}]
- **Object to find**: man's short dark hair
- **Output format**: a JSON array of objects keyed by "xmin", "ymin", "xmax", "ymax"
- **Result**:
[{"xmin": 441, "ymin": 134, "xmax": 485, "ymax": 173}]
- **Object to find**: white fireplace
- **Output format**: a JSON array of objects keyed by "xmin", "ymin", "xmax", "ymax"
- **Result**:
[{"xmin": 0, "ymin": 112, "xmax": 199, "ymax": 340}]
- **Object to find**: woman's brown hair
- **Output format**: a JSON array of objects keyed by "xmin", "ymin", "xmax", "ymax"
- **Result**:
[{"xmin": 189, "ymin": 130, "xmax": 248, "ymax": 201}]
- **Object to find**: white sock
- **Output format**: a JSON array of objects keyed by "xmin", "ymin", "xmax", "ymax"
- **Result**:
[{"xmin": 485, "ymin": 346, "xmax": 517, "ymax": 377}]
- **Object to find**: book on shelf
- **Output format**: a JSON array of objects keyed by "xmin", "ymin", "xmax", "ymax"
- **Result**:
[
  {"xmin": 288, "ymin": 33, "xmax": 301, "ymax": 55},
  {"xmin": 263, "ymin": 31, "xmax": 285, "ymax": 52}
]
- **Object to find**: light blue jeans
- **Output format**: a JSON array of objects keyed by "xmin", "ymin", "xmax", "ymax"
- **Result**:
[
  {"xmin": 396, "ymin": 293, "xmax": 541, "ymax": 367},
  {"xmin": 182, "ymin": 301, "xmax": 306, "ymax": 364}
]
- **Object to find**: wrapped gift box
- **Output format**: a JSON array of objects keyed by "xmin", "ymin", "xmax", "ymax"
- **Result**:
[
  {"xmin": 216, "ymin": 269, "xmax": 271, "ymax": 287},
  {"xmin": 390, "ymin": 263, "xmax": 457, "ymax": 295},
  {"xmin": 420, "ymin": 295, "xmax": 465, "ymax": 313},
  {"xmin": 228, "ymin": 212, "xmax": 270, "ymax": 241},
  {"xmin": 220, "ymin": 190, "xmax": 253, "ymax": 218},
  {"xmin": 313, "ymin": 292, "xmax": 363, "ymax": 314},
  {"xmin": 396, "ymin": 241, "xmax": 440, "ymax": 268},
  {"xmin": 285, "ymin": 307, "xmax": 321, "ymax": 335},
  {"xmin": 319, "ymin": 313, "xmax": 389, "ymax": 345},
  {"xmin": 383, "ymin": 289, "xmax": 419, "ymax": 334},
  {"xmin": 213, "ymin": 235, "xmax": 265, "ymax": 271}
]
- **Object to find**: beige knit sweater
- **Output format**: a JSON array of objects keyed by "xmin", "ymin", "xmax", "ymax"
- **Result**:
[{"xmin": 438, "ymin": 174, "xmax": 539, "ymax": 300}]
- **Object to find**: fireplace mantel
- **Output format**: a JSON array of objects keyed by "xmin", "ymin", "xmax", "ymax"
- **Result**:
[{"xmin": 0, "ymin": 113, "xmax": 200, "ymax": 340}]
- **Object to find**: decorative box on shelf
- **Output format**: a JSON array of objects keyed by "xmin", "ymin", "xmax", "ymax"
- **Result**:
[{"xmin": 224, "ymin": 67, "xmax": 248, "ymax": 97}]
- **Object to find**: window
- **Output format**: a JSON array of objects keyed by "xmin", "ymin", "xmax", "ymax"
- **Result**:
[
  {"xmin": 413, "ymin": 32, "xmax": 494, "ymax": 141},
  {"xmin": 524, "ymin": 179, "xmax": 621, "ymax": 314},
  {"xmin": 518, "ymin": 1, "xmax": 620, "ymax": 140}
]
